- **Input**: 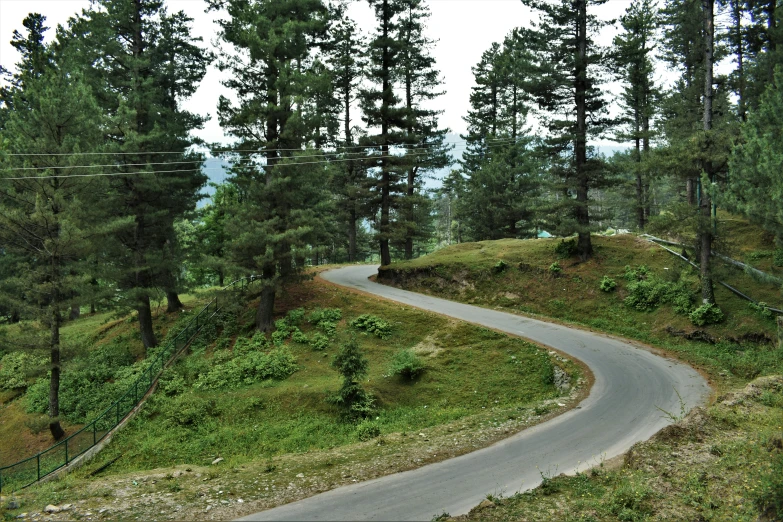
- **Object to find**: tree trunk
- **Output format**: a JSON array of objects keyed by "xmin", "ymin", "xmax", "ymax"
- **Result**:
[
  {"xmin": 90, "ymin": 303, "xmax": 96, "ymax": 314},
  {"xmin": 255, "ymin": 266, "xmax": 276, "ymax": 333},
  {"xmin": 218, "ymin": 270, "xmax": 225, "ymax": 287},
  {"xmin": 69, "ymin": 303, "xmax": 80, "ymax": 321},
  {"xmin": 48, "ymin": 309, "xmax": 65, "ymax": 440},
  {"xmin": 137, "ymin": 294, "xmax": 158, "ymax": 349},
  {"xmin": 699, "ymin": 0, "xmax": 716, "ymax": 305},
  {"xmin": 575, "ymin": 0, "xmax": 592, "ymax": 260},
  {"xmin": 404, "ymin": 168, "xmax": 415, "ymax": 260},
  {"xmin": 379, "ymin": 0, "xmax": 392, "ymax": 268},
  {"xmin": 635, "ymin": 139, "xmax": 644, "ymax": 230},
  {"xmin": 166, "ymin": 290, "xmax": 184, "ymax": 313},
  {"xmin": 348, "ymin": 207, "xmax": 357, "ymax": 262},
  {"xmin": 686, "ymin": 178, "xmax": 695, "ymax": 205}
]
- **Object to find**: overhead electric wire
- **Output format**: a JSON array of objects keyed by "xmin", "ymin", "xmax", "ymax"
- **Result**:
[
  {"xmin": 2, "ymin": 136, "xmax": 522, "ymax": 158},
  {"xmin": 1, "ymin": 137, "xmax": 524, "ymax": 180}
]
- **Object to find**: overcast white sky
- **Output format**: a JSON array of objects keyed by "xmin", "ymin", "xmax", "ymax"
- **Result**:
[{"xmin": 1, "ymin": 0, "xmax": 653, "ymax": 146}]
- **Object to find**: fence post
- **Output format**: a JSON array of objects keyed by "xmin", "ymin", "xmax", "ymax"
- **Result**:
[
  {"xmin": 93, "ymin": 422, "xmax": 97, "ymax": 445},
  {"xmin": 37, "ymin": 454, "xmax": 40, "ymax": 481},
  {"xmin": 116, "ymin": 401, "xmax": 120, "ymax": 426},
  {"xmin": 65, "ymin": 438, "xmax": 69, "ymax": 465}
]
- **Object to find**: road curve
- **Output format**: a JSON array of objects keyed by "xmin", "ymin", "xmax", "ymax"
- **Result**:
[{"xmin": 239, "ymin": 265, "xmax": 711, "ymax": 522}]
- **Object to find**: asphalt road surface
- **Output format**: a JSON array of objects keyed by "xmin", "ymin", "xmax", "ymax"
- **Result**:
[{"xmin": 239, "ymin": 265, "xmax": 711, "ymax": 521}]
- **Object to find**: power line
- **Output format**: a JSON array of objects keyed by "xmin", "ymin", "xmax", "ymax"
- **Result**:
[
  {"xmin": 1, "ymin": 138, "xmax": 523, "ymax": 172},
  {"xmin": 1, "ymin": 136, "xmax": 521, "ymax": 158}
]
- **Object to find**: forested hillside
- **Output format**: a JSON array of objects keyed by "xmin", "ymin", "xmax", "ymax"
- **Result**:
[{"xmin": 1, "ymin": 0, "xmax": 783, "ymax": 518}]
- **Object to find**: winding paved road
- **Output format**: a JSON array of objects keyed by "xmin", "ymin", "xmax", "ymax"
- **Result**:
[{"xmin": 239, "ymin": 265, "xmax": 711, "ymax": 521}]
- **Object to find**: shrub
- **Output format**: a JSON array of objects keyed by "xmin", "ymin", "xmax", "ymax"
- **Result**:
[
  {"xmin": 328, "ymin": 337, "xmax": 374, "ymax": 420},
  {"xmin": 554, "ymin": 239, "xmax": 577, "ymax": 259},
  {"xmin": 291, "ymin": 329, "xmax": 309, "ymax": 344},
  {"xmin": 159, "ymin": 369, "xmax": 186, "ymax": 397},
  {"xmin": 774, "ymin": 249, "xmax": 783, "ymax": 267},
  {"xmin": 624, "ymin": 277, "xmax": 693, "ymax": 314},
  {"xmin": 355, "ymin": 421, "xmax": 381, "ymax": 441},
  {"xmin": 388, "ymin": 349, "xmax": 425, "ymax": 380},
  {"xmin": 599, "ymin": 276, "xmax": 617, "ymax": 292},
  {"xmin": 624, "ymin": 264, "xmax": 649, "ymax": 282},
  {"xmin": 749, "ymin": 301, "xmax": 775, "ymax": 320},
  {"xmin": 548, "ymin": 262, "xmax": 561, "ymax": 274},
  {"xmin": 160, "ymin": 393, "xmax": 217, "ymax": 427},
  {"xmin": 194, "ymin": 347, "xmax": 298, "ymax": 390},
  {"xmin": 310, "ymin": 333, "xmax": 330, "ymax": 351},
  {"xmin": 493, "ymin": 260, "xmax": 508, "ymax": 274},
  {"xmin": 308, "ymin": 308, "xmax": 342, "ymax": 326},
  {"xmin": 319, "ymin": 321, "xmax": 338, "ymax": 338},
  {"xmin": 350, "ymin": 314, "xmax": 392, "ymax": 339},
  {"xmin": 0, "ymin": 352, "xmax": 46, "ymax": 391},
  {"xmin": 689, "ymin": 303, "xmax": 725, "ymax": 326},
  {"xmin": 285, "ymin": 308, "xmax": 305, "ymax": 326}
]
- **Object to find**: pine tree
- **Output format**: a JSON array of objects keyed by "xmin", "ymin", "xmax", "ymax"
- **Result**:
[
  {"xmin": 395, "ymin": 0, "xmax": 451, "ymax": 259},
  {"xmin": 612, "ymin": 0, "xmax": 660, "ymax": 230},
  {"xmin": 327, "ymin": 7, "xmax": 369, "ymax": 262},
  {"xmin": 65, "ymin": 0, "xmax": 210, "ymax": 346},
  {"xmin": 0, "ymin": 17, "xmax": 110, "ymax": 439},
  {"xmin": 520, "ymin": 0, "xmax": 613, "ymax": 259},
  {"xmin": 210, "ymin": 0, "xmax": 333, "ymax": 331},
  {"xmin": 726, "ymin": 69, "xmax": 783, "ymax": 245},
  {"xmin": 360, "ymin": 0, "xmax": 408, "ymax": 266}
]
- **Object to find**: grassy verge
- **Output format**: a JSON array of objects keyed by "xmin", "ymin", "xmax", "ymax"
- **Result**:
[{"xmin": 454, "ymin": 376, "xmax": 783, "ymax": 522}]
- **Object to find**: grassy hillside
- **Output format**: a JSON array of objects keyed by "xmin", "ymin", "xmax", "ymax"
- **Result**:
[
  {"xmin": 0, "ymin": 295, "xmax": 205, "ymax": 467},
  {"xmin": 379, "ymin": 233, "xmax": 782, "ymax": 387},
  {"xmin": 0, "ymin": 274, "xmax": 581, "ymax": 520},
  {"xmin": 378, "ymin": 223, "xmax": 783, "ymax": 521}
]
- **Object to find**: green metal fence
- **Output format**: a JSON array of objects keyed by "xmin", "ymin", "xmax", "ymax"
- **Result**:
[{"xmin": 0, "ymin": 276, "xmax": 258, "ymax": 493}]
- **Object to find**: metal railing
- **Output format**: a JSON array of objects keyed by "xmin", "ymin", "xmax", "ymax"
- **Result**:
[{"xmin": 0, "ymin": 276, "xmax": 259, "ymax": 493}]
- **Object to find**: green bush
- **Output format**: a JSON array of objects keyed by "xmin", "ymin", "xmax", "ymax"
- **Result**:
[
  {"xmin": 160, "ymin": 393, "xmax": 217, "ymax": 427},
  {"xmin": 319, "ymin": 321, "xmax": 338, "ymax": 338},
  {"xmin": 350, "ymin": 314, "xmax": 392, "ymax": 339},
  {"xmin": 309, "ymin": 333, "xmax": 330, "ymax": 351},
  {"xmin": 194, "ymin": 347, "xmax": 298, "ymax": 390},
  {"xmin": 548, "ymin": 262, "xmax": 562, "ymax": 274},
  {"xmin": 774, "ymin": 249, "xmax": 783, "ymax": 267},
  {"xmin": 554, "ymin": 239, "xmax": 577, "ymax": 259},
  {"xmin": 749, "ymin": 301, "xmax": 775, "ymax": 320},
  {"xmin": 0, "ymin": 352, "xmax": 46, "ymax": 391},
  {"xmin": 689, "ymin": 303, "xmax": 725, "ymax": 326},
  {"xmin": 388, "ymin": 349, "xmax": 425, "ymax": 380},
  {"xmin": 159, "ymin": 369, "xmax": 186, "ymax": 397},
  {"xmin": 308, "ymin": 308, "xmax": 342, "ymax": 326},
  {"xmin": 493, "ymin": 260, "xmax": 508, "ymax": 273},
  {"xmin": 285, "ymin": 308, "xmax": 305, "ymax": 326},
  {"xmin": 599, "ymin": 276, "xmax": 617, "ymax": 292},
  {"xmin": 624, "ymin": 264, "xmax": 649, "ymax": 282},
  {"xmin": 624, "ymin": 277, "xmax": 693, "ymax": 314},
  {"xmin": 291, "ymin": 329, "xmax": 309, "ymax": 344},
  {"xmin": 355, "ymin": 421, "xmax": 381, "ymax": 441}
]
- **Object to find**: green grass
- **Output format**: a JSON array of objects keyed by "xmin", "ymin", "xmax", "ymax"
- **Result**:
[
  {"xmin": 381, "ymin": 232, "xmax": 783, "ymax": 387},
  {"xmin": 83, "ymin": 279, "xmax": 567, "ymax": 474},
  {"xmin": 0, "ymin": 277, "xmax": 574, "ymax": 481},
  {"xmin": 456, "ymin": 376, "xmax": 783, "ymax": 522}
]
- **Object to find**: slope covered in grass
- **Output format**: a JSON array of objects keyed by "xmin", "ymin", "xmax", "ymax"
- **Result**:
[
  {"xmin": 379, "ymin": 232, "xmax": 782, "ymax": 386},
  {"xmin": 0, "ymin": 294, "xmax": 206, "ymax": 467}
]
